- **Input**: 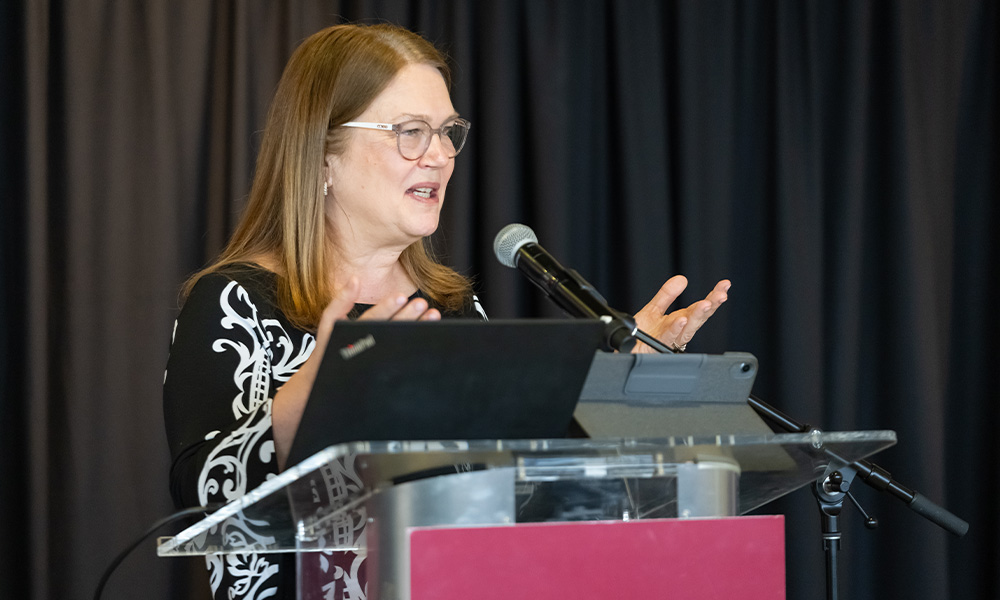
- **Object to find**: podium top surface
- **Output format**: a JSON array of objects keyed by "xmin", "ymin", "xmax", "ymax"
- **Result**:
[{"xmin": 158, "ymin": 431, "xmax": 896, "ymax": 557}]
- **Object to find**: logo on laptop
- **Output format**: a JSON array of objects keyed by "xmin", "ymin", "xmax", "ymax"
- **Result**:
[{"xmin": 339, "ymin": 334, "xmax": 376, "ymax": 360}]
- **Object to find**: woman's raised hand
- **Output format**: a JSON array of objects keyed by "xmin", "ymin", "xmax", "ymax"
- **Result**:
[
  {"xmin": 632, "ymin": 276, "xmax": 730, "ymax": 354},
  {"xmin": 272, "ymin": 279, "xmax": 439, "ymax": 469}
]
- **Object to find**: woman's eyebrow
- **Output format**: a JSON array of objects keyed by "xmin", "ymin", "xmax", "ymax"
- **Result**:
[{"xmin": 391, "ymin": 112, "xmax": 461, "ymax": 123}]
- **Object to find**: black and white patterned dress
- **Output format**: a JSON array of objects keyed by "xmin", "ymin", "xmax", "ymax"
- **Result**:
[{"xmin": 163, "ymin": 263, "xmax": 485, "ymax": 600}]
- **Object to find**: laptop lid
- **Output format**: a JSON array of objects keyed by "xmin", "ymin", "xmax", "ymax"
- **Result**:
[{"xmin": 286, "ymin": 319, "xmax": 606, "ymax": 467}]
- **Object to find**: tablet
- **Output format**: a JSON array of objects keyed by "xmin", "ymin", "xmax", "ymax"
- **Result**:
[{"xmin": 575, "ymin": 351, "xmax": 771, "ymax": 438}]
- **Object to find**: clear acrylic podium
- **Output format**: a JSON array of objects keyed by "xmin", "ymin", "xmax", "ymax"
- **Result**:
[{"xmin": 157, "ymin": 431, "xmax": 896, "ymax": 599}]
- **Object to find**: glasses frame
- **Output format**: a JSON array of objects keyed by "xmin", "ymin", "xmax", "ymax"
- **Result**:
[{"xmin": 339, "ymin": 118, "xmax": 471, "ymax": 160}]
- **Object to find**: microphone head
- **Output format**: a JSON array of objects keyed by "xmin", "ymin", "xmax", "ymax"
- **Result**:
[{"xmin": 493, "ymin": 223, "xmax": 538, "ymax": 268}]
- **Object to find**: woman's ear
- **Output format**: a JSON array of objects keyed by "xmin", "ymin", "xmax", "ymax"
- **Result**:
[{"xmin": 322, "ymin": 153, "xmax": 338, "ymax": 196}]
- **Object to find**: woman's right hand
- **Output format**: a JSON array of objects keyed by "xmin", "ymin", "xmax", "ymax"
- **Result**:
[{"xmin": 271, "ymin": 278, "xmax": 440, "ymax": 469}]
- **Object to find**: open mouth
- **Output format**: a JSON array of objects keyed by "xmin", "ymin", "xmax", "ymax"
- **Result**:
[{"xmin": 407, "ymin": 185, "xmax": 439, "ymax": 200}]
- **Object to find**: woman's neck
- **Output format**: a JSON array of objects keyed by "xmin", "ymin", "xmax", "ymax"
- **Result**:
[
  {"xmin": 247, "ymin": 243, "xmax": 417, "ymax": 305},
  {"xmin": 332, "ymin": 245, "xmax": 416, "ymax": 304}
]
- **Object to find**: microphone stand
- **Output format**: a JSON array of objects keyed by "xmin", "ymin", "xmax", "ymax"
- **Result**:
[{"xmin": 627, "ymin": 326, "xmax": 968, "ymax": 600}]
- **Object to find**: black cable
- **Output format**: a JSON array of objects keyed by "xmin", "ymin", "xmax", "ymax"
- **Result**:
[
  {"xmin": 93, "ymin": 504, "xmax": 222, "ymax": 600},
  {"xmin": 633, "ymin": 328, "xmax": 675, "ymax": 354}
]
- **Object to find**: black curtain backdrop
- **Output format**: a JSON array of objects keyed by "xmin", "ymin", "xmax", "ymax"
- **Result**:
[{"xmin": 1, "ymin": 1, "xmax": 997, "ymax": 599}]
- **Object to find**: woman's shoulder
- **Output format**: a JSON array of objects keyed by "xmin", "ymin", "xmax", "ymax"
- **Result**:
[
  {"xmin": 191, "ymin": 262, "xmax": 276, "ymax": 292},
  {"xmin": 183, "ymin": 262, "xmax": 281, "ymax": 317}
]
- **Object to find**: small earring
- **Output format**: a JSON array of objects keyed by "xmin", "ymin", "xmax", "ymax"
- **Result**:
[{"xmin": 323, "ymin": 182, "xmax": 328, "ymax": 196}]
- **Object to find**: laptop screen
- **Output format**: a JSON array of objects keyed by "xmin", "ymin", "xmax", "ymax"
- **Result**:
[{"xmin": 285, "ymin": 319, "xmax": 606, "ymax": 467}]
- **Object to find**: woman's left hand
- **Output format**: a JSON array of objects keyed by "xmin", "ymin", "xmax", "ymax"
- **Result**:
[{"xmin": 632, "ymin": 276, "xmax": 730, "ymax": 353}]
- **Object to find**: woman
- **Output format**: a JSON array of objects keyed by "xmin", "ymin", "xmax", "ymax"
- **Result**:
[{"xmin": 164, "ymin": 22, "xmax": 729, "ymax": 600}]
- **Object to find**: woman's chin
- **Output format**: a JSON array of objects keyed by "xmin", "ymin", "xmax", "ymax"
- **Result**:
[{"xmin": 394, "ymin": 222, "xmax": 439, "ymax": 247}]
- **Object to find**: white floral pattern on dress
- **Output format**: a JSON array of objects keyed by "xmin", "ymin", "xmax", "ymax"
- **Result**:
[{"xmin": 194, "ymin": 278, "xmax": 366, "ymax": 600}]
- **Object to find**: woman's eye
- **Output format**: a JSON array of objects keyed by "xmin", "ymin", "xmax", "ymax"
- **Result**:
[{"xmin": 399, "ymin": 127, "xmax": 424, "ymax": 137}]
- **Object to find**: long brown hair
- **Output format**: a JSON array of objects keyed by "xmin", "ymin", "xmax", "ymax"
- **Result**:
[{"xmin": 184, "ymin": 24, "xmax": 472, "ymax": 329}]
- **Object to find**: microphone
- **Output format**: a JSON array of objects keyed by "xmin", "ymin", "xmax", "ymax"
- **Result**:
[{"xmin": 493, "ymin": 223, "xmax": 638, "ymax": 352}]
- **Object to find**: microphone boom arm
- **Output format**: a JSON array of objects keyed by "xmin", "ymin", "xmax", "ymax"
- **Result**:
[{"xmin": 514, "ymin": 245, "xmax": 639, "ymax": 352}]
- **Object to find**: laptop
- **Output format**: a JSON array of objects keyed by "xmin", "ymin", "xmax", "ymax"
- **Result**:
[{"xmin": 285, "ymin": 319, "xmax": 606, "ymax": 467}]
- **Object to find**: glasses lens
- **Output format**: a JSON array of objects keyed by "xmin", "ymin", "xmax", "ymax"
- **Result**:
[
  {"xmin": 443, "ymin": 120, "xmax": 469, "ymax": 157},
  {"xmin": 395, "ymin": 119, "xmax": 471, "ymax": 159},
  {"xmin": 396, "ymin": 121, "xmax": 432, "ymax": 160}
]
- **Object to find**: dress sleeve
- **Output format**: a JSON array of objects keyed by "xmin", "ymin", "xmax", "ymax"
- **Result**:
[
  {"xmin": 471, "ymin": 294, "xmax": 488, "ymax": 320},
  {"xmin": 163, "ymin": 273, "xmax": 313, "ymax": 509}
]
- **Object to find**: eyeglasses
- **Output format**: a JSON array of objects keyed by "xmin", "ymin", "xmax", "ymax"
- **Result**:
[{"xmin": 340, "ymin": 118, "xmax": 471, "ymax": 160}]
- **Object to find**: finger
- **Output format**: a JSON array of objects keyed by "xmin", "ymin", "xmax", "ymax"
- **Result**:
[
  {"xmin": 675, "ymin": 283, "xmax": 731, "ymax": 343},
  {"xmin": 637, "ymin": 315, "xmax": 687, "ymax": 354},
  {"xmin": 674, "ymin": 302, "xmax": 713, "ymax": 344},
  {"xmin": 389, "ymin": 298, "xmax": 433, "ymax": 321},
  {"xmin": 417, "ymin": 308, "xmax": 441, "ymax": 321},
  {"xmin": 318, "ymin": 278, "xmax": 361, "ymax": 343},
  {"xmin": 637, "ymin": 275, "xmax": 688, "ymax": 317},
  {"xmin": 668, "ymin": 315, "xmax": 688, "ymax": 341},
  {"xmin": 357, "ymin": 293, "xmax": 411, "ymax": 320},
  {"xmin": 707, "ymin": 279, "xmax": 731, "ymax": 305},
  {"xmin": 679, "ymin": 280, "xmax": 730, "ymax": 323},
  {"xmin": 693, "ymin": 280, "xmax": 731, "ymax": 320}
]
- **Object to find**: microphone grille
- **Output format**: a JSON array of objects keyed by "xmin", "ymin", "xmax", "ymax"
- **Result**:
[{"xmin": 493, "ymin": 223, "xmax": 538, "ymax": 268}]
